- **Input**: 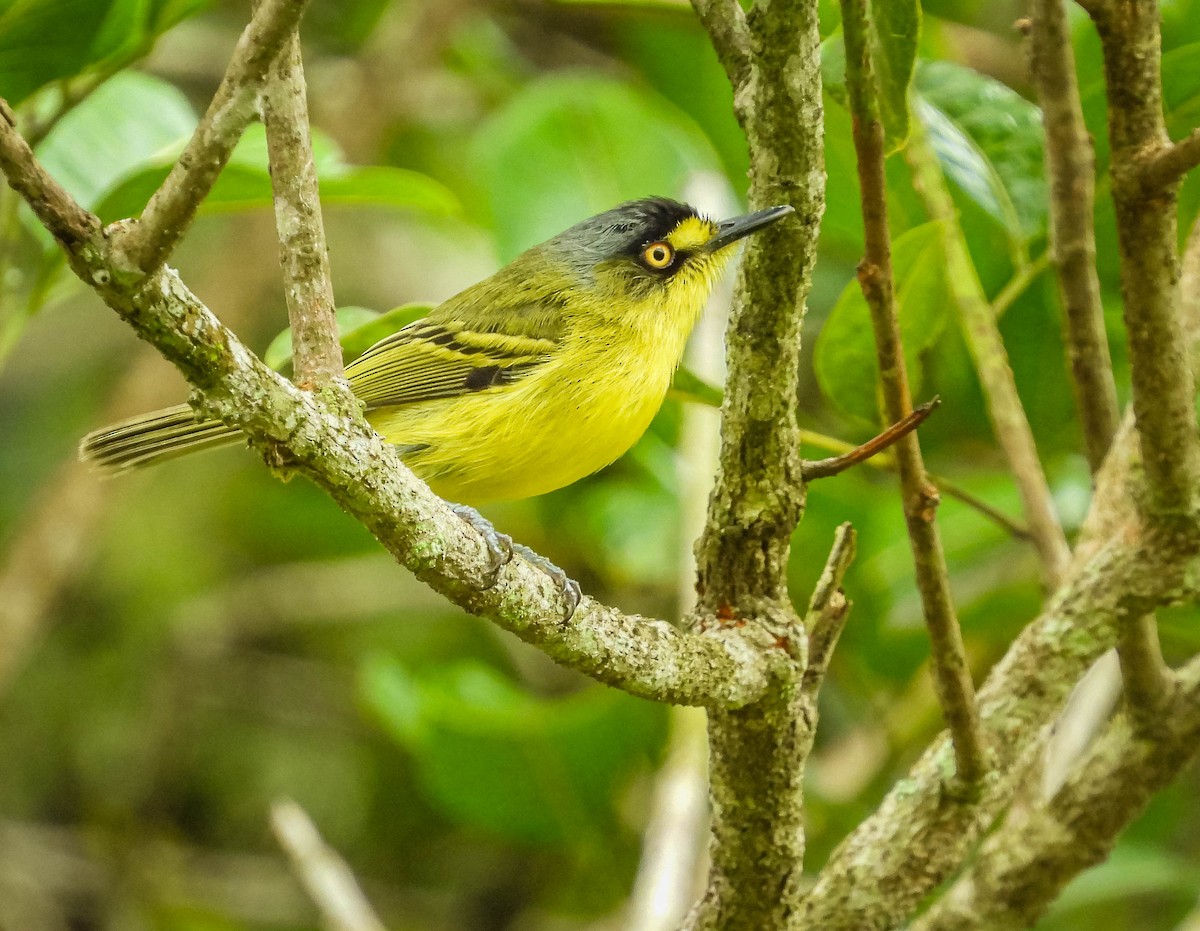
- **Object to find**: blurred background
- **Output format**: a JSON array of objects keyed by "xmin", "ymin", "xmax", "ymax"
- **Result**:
[{"xmin": 1, "ymin": 0, "xmax": 1199, "ymax": 928}]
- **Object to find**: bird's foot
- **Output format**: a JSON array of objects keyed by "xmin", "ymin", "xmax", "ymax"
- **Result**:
[
  {"xmin": 513, "ymin": 543, "xmax": 582, "ymax": 622},
  {"xmin": 451, "ymin": 504, "xmax": 513, "ymax": 588}
]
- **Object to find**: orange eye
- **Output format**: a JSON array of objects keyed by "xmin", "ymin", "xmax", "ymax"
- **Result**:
[{"xmin": 642, "ymin": 241, "xmax": 674, "ymax": 269}]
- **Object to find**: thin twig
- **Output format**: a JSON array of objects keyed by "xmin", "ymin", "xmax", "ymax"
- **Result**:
[
  {"xmin": 840, "ymin": 0, "xmax": 988, "ymax": 785},
  {"xmin": 108, "ymin": 0, "xmax": 313, "ymax": 278},
  {"xmin": 990, "ymin": 250, "xmax": 1050, "ymax": 319},
  {"xmin": 802, "ymin": 522, "xmax": 857, "ymax": 695},
  {"xmin": 906, "ymin": 121, "xmax": 1072, "ymax": 591},
  {"xmin": 1138, "ymin": 126, "xmax": 1200, "ymax": 194},
  {"xmin": 1027, "ymin": 0, "xmax": 1120, "ymax": 475},
  {"xmin": 261, "ymin": 30, "xmax": 341, "ymax": 385},
  {"xmin": 270, "ymin": 799, "xmax": 386, "ymax": 931},
  {"xmin": 803, "ymin": 399, "xmax": 939, "ymax": 479},
  {"xmin": 801, "ymin": 429, "xmax": 1032, "ymax": 540}
]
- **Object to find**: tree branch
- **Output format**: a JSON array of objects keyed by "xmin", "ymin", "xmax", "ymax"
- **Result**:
[
  {"xmin": 0, "ymin": 115, "xmax": 777, "ymax": 712},
  {"xmin": 1087, "ymin": 0, "xmax": 1200, "ymax": 522},
  {"xmin": 906, "ymin": 122, "xmax": 1072, "ymax": 591},
  {"xmin": 911, "ymin": 662, "xmax": 1198, "ymax": 931},
  {"xmin": 262, "ymin": 30, "xmax": 342, "ymax": 385},
  {"xmin": 801, "ymin": 399, "xmax": 938, "ymax": 480},
  {"xmin": 1027, "ymin": 0, "xmax": 1120, "ymax": 475},
  {"xmin": 271, "ymin": 799, "xmax": 386, "ymax": 931},
  {"xmin": 840, "ymin": 0, "xmax": 987, "ymax": 786},
  {"xmin": 1137, "ymin": 126, "xmax": 1200, "ymax": 194},
  {"xmin": 801, "ymin": 522, "xmax": 856, "ymax": 695},
  {"xmin": 107, "ymin": 0, "xmax": 313, "ymax": 279},
  {"xmin": 798, "ymin": 405, "xmax": 1200, "ymax": 930}
]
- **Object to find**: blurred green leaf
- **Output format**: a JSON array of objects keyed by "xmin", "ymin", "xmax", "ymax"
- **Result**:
[
  {"xmin": 871, "ymin": 0, "xmax": 919, "ymax": 152},
  {"xmin": 819, "ymin": 0, "xmax": 918, "ymax": 155},
  {"xmin": 33, "ymin": 70, "xmax": 194, "ymax": 214},
  {"xmin": 915, "ymin": 60, "xmax": 1047, "ymax": 242},
  {"xmin": 470, "ymin": 74, "xmax": 723, "ymax": 260},
  {"xmin": 815, "ymin": 221, "xmax": 951, "ymax": 422},
  {"xmin": 97, "ymin": 124, "xmax": 460, "ymax": 223},
  {"xmin": 0, "ymin": 0, "xmax": 204, "ymax": 106},
  {"xmin": 668, "ymin": 365, "xmax": 723, "ymax": 408},
  {"xmin": 263, "ymin": 302, "xmax": 435, "ymax": 371},
  {"xmin": 361, "ymin": 657, "xmax": 665, "ymax": 845}
]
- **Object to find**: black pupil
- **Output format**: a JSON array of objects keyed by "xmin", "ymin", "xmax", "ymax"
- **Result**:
[{"xmin": 652, "ymin": 246, "xmax": 668, "ymax": 263}]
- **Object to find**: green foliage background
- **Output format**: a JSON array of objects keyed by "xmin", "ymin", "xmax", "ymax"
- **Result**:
[{"xmin": 0, "ymin": 0, "xmax": 1199, "ymax": 927}]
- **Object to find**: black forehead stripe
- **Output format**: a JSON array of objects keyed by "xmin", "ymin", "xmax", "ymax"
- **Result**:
[{"xmin": 616, "ymin": 197, "xmax": 697, "ymax": 242}]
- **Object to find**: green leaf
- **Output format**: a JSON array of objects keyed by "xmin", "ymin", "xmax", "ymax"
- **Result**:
[
  {"xmin": 96, "ymin": 124, "xmax": 460, "ymax": 223},
  {"xmin": 870, "ymin": 0, "xmax": 920, "ymax": 152},
  {"xmin": 668, "ymin": 365, "xmax": 723, "ymax": 408},
  {"xmin": 34, "ymin": 70, "xmax": 194, "ymax": 213},
  {"xmin": 470, "ymin": 74, "xmax": 724, "ymax": 260},
  {"xmin": 815, "ymin": 221, "xmax": 952, "ymax": 422},
  {"xmin": 263, "ymin": 303, "xmax": 434, "ymax": 372},
  {"xmin": 361, "ymin": 657, "xmax": 665, "ymax": 845},
  {"xmin": 914, "ymin": 60, "xmax": 1047, "ymax": 241}
]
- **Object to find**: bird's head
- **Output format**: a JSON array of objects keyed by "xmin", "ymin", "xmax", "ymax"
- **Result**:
[{"xmin": 538, "ymin": 197, "xmax": 794, "ymax": 321}]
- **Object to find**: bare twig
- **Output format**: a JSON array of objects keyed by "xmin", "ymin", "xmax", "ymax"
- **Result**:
[
  {"xmin": 906, "ymin": 122, "xmax": 1072, "ymax": 591},
  {"xmin": 802, "ymin": 399, "xmax": 939, "ymax": 479},
  {"xmin": 1138, "ymin": 126, "xmax": 1200, "ymax": 194},
  {"xmin": 801, "ymin": 522, "xmax": 856, "ymax": 695},
  {"xmin": 108, "ymin": 0, "xmax": 313, "ymax": 278},
  {"xmin": 262, "ymin": 31, "xmax": 341, "ymax": 385},
  {"xmin": 840, "ymin": 0, "xmax": 988, "ymax": 786},
  {"xmin": 800, "ymin": 429, "xmax": 1032, "ymax": 540},
  {"xmin": 1027, "ymin": 0, "xmax": 1120, "ymax": 475},
  {"xmin": 270, "ymin": 800, "xmax": 386, "ymax": 931}
]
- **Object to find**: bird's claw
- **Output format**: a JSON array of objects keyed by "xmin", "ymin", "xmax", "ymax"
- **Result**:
[
  {"xmin": 513, "ymin": 543, "xmax": 582, "ymax": 622},
  {"xmin": 451, "ymin": 504, "xmax": 513, "ymax": 588}
]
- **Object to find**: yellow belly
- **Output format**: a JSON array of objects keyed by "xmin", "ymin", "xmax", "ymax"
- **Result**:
[{"xmin": 366, "ymin": 347, "xmax": 671, "ymax": 504}]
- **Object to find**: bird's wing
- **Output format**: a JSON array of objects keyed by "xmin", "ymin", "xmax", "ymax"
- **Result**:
[{"xmin": 345, "ymin": 297, "xmax": 566, "ymax": 409}]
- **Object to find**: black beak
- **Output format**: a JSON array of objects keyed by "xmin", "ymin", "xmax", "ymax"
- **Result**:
[{"xmin": 705, "ymin": 204, "xmax": 794, "ymax": 252}]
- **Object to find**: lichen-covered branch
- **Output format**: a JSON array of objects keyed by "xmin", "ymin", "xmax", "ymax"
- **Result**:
[
  {"xmin": 262, "ymin": 30, "xmax": 342, "ymax": 385},
  {"xmin": 1088, "ymin": 0, "xmax": 1200, "ymax": 522},
  {"xmin": 906, "ymin": 125, "xmax": 1072, "ymax": 590},
  {"xmin": 839, "ymin": 0, "xmax": 987, "ymax": 786},
  {"xmin": 685, "ymin": 0, "xmax": 826, "ymax": 925},
  {"xmin": 0, "ymin": 107, "xmax": 776, "ymax": 712},
  {"xmin": 797, "ymin": 406, "xmax": 1200, "ymax": 930},
  {"xmin": 911, "ymin": 661, "xmax": 1200, "ymax": 931},
  {"xmin": 1138, "ymin": 126, "xmax": 1200, "ymax": 194},
  {"xmin": 108, "ymin": 0, "xmax": 313, "ymax": 278},
  {"xmin": 1027, "ymin": 0, "xmax": 1120, "ymax": 474}
]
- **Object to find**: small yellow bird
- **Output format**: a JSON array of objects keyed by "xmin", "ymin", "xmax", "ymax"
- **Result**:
[{"xmin": 81, "ymin": 197, "xmax": 793, "ymax": 609}]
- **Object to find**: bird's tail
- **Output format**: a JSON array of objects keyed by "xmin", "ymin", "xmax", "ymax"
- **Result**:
[{"xmin": 79, "ymin": 403, "xmax": 242, "ymax": 474}]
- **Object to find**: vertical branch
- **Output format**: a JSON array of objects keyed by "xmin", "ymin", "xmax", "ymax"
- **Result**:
[
  {"xmin": 1028, "ymin": 0, "xmax": 1169, "ymax": 724},
  {"xmin": 1027, "ymin": 0, "xmax": 1120, "ymax": 474},
  {"xmin": 687, "ymin": 0, "xmax": 826, "ymax": 926},
  {"xmin": 1089, "ymin": 1, "xmax": 1200, "ymax": 521},
  {"xmin": 905, "ymin": 127, "xmax": 1072, "ymax": 590},
  {"xmin": 839, "ymin": 0, "xmax": 988, "ymax": 785},
  {"xmin": 262, "ymin": 31, "xmax": 342, "ymax": 385}
]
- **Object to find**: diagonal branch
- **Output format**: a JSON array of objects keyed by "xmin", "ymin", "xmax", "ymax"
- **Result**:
[
  {"xmin": 261, "ymin": 30, "xmax": 342, "ymax": 385},
  {"xmin": 839, "ymin": 0, "xmax": 987, "ymax": 786},
  {"xmin": 0, "ymin": 108, "xmax": 775, "ymax": 712},
  {"xmin": 108, "ymin": 0, "xmax": 313, "ymax": 279},
  {"xmin": 911, "ymin": 661, "xmax": 1197, "ymax": 931},
  {"xmin": 1137, "ymin": 126, "xmax": 1200, "ymax": 194},
  {"xmin": 802, "ymin": 399, "xmax": 938, "ymax": 479}
]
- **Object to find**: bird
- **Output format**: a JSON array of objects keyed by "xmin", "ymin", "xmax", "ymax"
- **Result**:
[{"xmin": 81, "ymin": 197, "xmax": 794, "ymax": 614}]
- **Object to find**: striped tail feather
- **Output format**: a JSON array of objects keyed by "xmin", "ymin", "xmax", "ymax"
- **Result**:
[{"xmin": 79, "ymin": 403, "xmax": 242, "ymax": 473}]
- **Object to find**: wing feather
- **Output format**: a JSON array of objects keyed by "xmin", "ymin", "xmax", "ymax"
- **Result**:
[{"xmin": 345, "ymin": 293, "xmax": 565, "ymax": 409}]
